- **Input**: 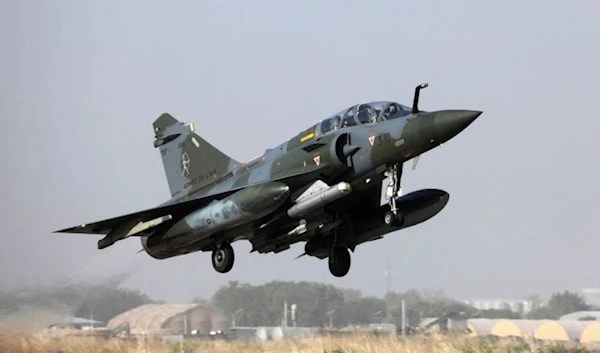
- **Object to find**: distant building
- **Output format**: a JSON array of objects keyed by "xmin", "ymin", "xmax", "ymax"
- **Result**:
[
  {"xmin": 45, "ymin": 317, "xmax": 109, "ymax": 338},
  {"xmin": 463, "ymin": 299, "xmax": 534, "ymax": 314},
  {"xmin": 463, "ymin": 318, "xmax": 600, "ymax": 344},
  {"xmin": 48, "ymin": 317, "xmax": 105, "ymax": 329},
  {"xmin": 418, "ymin": 317, "xmax": 468, "ymax": 334},
  {"xmin": 107, "ymin": 304, "xmax": 227, "ymax": 336},
  {"xmin": 560, "ymin": 311, "xmax": 600, "ymax": 321}
]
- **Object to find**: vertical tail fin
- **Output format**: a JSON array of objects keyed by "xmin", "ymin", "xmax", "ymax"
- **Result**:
[{"xmin": 153, "ymin": 113, "xmax": 240, "ymax": 197}]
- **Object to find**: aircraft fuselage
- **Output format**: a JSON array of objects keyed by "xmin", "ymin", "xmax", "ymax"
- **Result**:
[
  {"xmin": 143, "ymin": 105, "xmax": 480, "ymax": 259},
  {"xmin": 56, "ymin": 83, "xmax": 482, "ymax": 277}
]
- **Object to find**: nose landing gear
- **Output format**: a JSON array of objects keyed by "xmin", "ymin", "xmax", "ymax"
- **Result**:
[{"xmin": 384, "ymin": 163, "xmax": 405, "ymax": 226}]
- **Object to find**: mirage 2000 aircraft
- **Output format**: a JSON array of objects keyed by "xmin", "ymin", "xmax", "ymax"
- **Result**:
[{"xmin": 55, "ymin": 84, "xmax": 482, "ymax": 277}]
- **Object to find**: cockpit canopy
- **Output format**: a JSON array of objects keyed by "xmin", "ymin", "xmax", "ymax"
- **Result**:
[{"xmin": 320, "ymin": 101, "xmax": 412, "ymax": 134}]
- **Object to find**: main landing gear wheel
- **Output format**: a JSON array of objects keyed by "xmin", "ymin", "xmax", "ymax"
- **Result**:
[
  {"xmin": 328, "ymin": 246, "xmax": 351, "ymax": 277},
  {"xmin": 212, "ymin": 243, "xmax": 234, "ymax": 273}
]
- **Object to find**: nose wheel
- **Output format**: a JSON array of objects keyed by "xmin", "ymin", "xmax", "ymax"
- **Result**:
[
  {"xmin": 212, "ymin": 243, "xmax": 234, "ymax": 273},
  {"xmin": 384, "ymin": 210, "xmax": 404, "ymax": 226},
  {"xmin": 384, "ymin": 163, "xmax": 405, "ymax": 226}
]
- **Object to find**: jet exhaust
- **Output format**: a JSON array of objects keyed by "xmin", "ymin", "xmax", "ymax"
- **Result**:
[{"xmin": 287, "ymin": 182, "xmax": 352, "ymax": 218}]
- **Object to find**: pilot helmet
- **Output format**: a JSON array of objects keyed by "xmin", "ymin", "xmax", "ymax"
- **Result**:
[
  {"xmin": 357, "ymin": 104, "xmax": 376, "ymax": 123},
  {"xmin": 331, "ymin": 116, "xmax": 341, "ymax": 129}
]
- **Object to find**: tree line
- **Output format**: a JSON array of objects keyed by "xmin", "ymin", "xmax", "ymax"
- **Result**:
[
  {"xmin": 0, "ymin": 276, "xmax": 595, "ymax": 329},
  {"xmin": 0, "ymin": 275, "xmax": 156, "ymax": 325},
  {"xmin": 198, "ymin": 281, "xmax": 596, "ymax": 328}
]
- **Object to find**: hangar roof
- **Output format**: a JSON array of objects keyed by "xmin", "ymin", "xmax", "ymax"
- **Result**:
[{"xmin": 107, "ymin": 304, "xmax": 213, "ymax": 332}]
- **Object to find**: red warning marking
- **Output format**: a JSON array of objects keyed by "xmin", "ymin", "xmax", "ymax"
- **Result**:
[
  {"xmin": 368, "ymin": 130, "xmax": 376, "ymax": 146},
  {"xmin": 368, "ymin": 135, "xmax": 375, "ymax": 146}
]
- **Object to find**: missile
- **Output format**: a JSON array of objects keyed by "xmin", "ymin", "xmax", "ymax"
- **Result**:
[{"xmin": 287, "ymin": 182, "xmax": 352, "ymax": 218}]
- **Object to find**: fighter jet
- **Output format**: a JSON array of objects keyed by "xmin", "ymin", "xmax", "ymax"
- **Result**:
[{"xmin": 55, "ymin": 84, "xmax": 481, "ymax": 277}]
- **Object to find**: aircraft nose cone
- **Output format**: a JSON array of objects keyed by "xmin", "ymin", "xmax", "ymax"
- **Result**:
[{"xmin": 432, "ymin": 110, "xmax": 482, "ymax": 140}]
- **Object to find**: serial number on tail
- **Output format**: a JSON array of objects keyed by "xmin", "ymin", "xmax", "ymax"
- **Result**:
[{"xmin": 184, "ymin": 168, "xmax": 218, "ymax": 189}]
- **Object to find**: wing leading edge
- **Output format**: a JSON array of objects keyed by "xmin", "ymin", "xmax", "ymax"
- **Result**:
[
  {"xmin": 54, "ymin": 186, "xmax": 251, "ymax": 236},
  {"xmin": 53, "ymin": 187, "xmax": 244, "ymax": 249}
]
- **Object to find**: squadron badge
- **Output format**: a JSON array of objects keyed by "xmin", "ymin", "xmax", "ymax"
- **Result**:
[{"xmin": 181, "ymin": 152, "xmax": 191, "ymax": 175}]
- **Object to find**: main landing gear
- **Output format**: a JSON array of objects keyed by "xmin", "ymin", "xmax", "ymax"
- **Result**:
[
  {"xmin": 384, "ymin": 163, "xmax": 405, "ymax": 226},
  {"xmin": 329, "ymin": 246, "xmax": 351, "ymax": 277},
  {"xmin": 212, "ymin": 243, "xmax": 234, "ymax": 273}
]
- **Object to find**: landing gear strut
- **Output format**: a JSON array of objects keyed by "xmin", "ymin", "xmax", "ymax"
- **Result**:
[
  {"xmin": 384, "ymin": 163, "xmax": 404, "ymax": 226},
  {"xmin": 328, "ymin": 246, "xmax": 351, "ymax": 277},
  {"xmin": 212, "ymin": 243, "xmax": 234, "ymax": 273}
]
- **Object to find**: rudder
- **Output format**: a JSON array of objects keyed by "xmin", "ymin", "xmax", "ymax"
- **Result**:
[{"xmin": 153, "ymin": 113, "xmax": 240, "ymax": 197}]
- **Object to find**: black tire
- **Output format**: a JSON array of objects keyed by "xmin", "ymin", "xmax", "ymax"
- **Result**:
[
  {"xmin": 328, "ymin": 246, "xmax": 351, "ymax": 277},
  {"xmin": 212, "ymin": 243, "xmax": 234, "ymax": 273},
  {"xmin": 384, "ymin": 211, "xmax": 404, "ymax": 226}
]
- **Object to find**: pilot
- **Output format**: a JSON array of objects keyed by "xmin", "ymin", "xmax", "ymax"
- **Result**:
[
  {"xmin": 330, "ymin": 115, "xmax": 341, "ymax": 130},
  {"xmin": 357, "ymin": 104, "xmax": 377, "ymax": 124},
  {"xmin": 341, "ymin": 108, "xmax": 356, "ymax": 127},
  {"xmin": 382, "ymin": 104, "xmax": 399, "ymax": 120}
]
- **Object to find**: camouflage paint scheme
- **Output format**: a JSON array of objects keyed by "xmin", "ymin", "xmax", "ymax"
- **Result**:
[{"xmin": 55, "ymin": 84, "xmax": 482, "ymax": 277}]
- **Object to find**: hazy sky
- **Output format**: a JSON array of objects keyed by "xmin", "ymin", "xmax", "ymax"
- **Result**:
[{"xmin": 2, "ymin": 0, "xmax": 599, "ymax": 303}]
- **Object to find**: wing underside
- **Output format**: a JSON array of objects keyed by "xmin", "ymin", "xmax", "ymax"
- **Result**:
[
  {"xmin": 53, "ymin": 187, "xmax": 244, "ymax": 249},
  {"xmin": 55, "ymin": 196, "xmax": 217, "ymax": 235},
  {"xmin": 53, "ymin": 169, "xmax": 324, "ymax": 249}
]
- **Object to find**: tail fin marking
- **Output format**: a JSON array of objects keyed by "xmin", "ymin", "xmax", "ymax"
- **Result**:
[{"xmin": 153, "ymin": 113, "xmax": 240, "ymax": 197}]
